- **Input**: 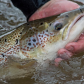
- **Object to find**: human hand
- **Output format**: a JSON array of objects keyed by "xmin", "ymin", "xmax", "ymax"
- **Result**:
[
  {"xmin": 55, "ymin": 33, "xmax": 84, "ymax": 66},
  {"xmin": 29, "ymin": 0, "xmax": 79, "ymax": 21},
  {"xmin": 29, "ymin": 0, "xmax": 83, "ymax": 66}
]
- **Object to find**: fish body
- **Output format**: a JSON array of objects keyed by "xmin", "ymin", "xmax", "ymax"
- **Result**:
[{"xmin": 0, "ymin": 6, "xmax": 84, "ymax": 79}]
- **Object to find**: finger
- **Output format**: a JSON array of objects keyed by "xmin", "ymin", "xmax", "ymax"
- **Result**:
[
  {"xmin": 55, "ymin": 29, "xmax": 84, "ymax": 66},
  {"xmin": 29, "ymin": 0, "xmax": 79, "ymax": 21},
  {"xmin": 55, "ymin": 48, "xmax": 73, "ymax": 66},
  {"xmin": 65, "ymin": 34, "xmax": 84, "ymax": 53},
  {"xmin": 57, "ymin": 48, "xmax": 73, "ymax": 59},
  {"xmin": 55, "ymin": 58, "xmax": 63, "ymax": 66}
]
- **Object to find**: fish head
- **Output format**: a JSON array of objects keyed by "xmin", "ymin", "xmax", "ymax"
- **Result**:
[{"xmin": 48, "ymin": 6, "xmax": 84, "ymax": 41}]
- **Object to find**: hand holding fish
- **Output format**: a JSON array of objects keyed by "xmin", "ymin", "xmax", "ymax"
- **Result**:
[
  {"xmin": 11, "ymin": 0, "xmax": 84, "ymax": 66},
  {"xmin": 29, "ymin": 0, "xmax": 84, "ymax": 66}
]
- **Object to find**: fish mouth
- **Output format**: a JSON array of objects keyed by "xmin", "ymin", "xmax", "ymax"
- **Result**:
[{"xmin": 62, "ymin": 14, "xmax": 84, "ymax": 40}]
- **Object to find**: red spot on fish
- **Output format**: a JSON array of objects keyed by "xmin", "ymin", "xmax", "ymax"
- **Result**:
[
  {"xmin": 45, "ymin": 34, "xmax": 49, "ymax": 36},
  {"xmin": 23, "ymin": 48, "xmax": 26, "ymax": 51},
  {"xmin": 42, "ymin": 45, "xmax": 45, "ymax": 48},
  {"xmin": 33, "ymin": 44, "xmax": 36, "ymax": 47},
  {"xmin": 0, "ymin": 58, "xmax": 2, "ymax": 61},
  {"xmin": 26, "ymin": 55, "xmax": 29, "ymax": 58},
  {"xmin": 27, "ymin": 47, "xmax": 30, "ymax": 51},
  {"xmin": 36, "ymin": 43, "xmax": 39, "ymax": 45},
  {"xmin": 30, "ymin": 47, "xmax": 33, "ymax": 50},
  {"xmin": 5, "ymin": 58, "xmax": 7, "ymax": 62}
]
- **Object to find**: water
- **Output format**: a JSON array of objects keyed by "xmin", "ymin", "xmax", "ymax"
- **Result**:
[
  {"xmin": 0, "ymin": 0, "xmax": 26, "ymax": 35},
  {"xmin": 0, "ymin": 0, "xmax": 84, "ymax": 84}
]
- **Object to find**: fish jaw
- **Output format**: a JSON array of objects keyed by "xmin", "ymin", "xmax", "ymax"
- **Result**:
[{"xmin": 67, "ymin": 16, "xmax": 84, "ymax": 42}]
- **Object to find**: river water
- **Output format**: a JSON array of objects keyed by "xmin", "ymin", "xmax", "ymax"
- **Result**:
[{"xmin": 0, "ymin": 0, "xmax": 84, "ymax": 84}]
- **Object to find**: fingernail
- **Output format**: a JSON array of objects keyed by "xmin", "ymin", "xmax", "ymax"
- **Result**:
[
  {"xmin": 59, "ymin": 52, "xmax": 72, "ymax": 59},
  {"xmin": 55, "ymin": 58, "xmax": 63, "ymax": 66},
  {"xmin": 67, "ymin": 46, "xmax": 74, "ymax": 52}
]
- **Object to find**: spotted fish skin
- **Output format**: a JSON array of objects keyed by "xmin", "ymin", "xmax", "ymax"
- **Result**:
[
  {"xmin": 0, "ymin": 27, "xmax": 55, "ymax": 63},
  {"xmin": 1, "ymin": 6, "xmax": 84, "ymax": 64},
  {"xmin": 20, "ymin": 30, "xmax": 55, "ymax": 59},
  {"xmin": 0, "ymin": 17, "xmax": 56, "ymax": 64},
  {"xmin": 0, "ymin": 25, "xmax": 24, "ymax": 63}
]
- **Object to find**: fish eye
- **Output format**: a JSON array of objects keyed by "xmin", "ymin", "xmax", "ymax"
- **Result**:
[{"xmin": 54, "ymin": 23, "xmax": 63, "ymax": 30}]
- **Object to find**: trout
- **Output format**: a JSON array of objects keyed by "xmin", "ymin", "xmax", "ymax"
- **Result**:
[{"xmin": 0, "ymin": 6, "xmax": 84, "ymax": 79}]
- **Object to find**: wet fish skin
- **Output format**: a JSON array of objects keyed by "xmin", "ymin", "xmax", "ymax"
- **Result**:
[{"xmin": 0, "ymin": 6, "xmax": 84, "ymax": 64}]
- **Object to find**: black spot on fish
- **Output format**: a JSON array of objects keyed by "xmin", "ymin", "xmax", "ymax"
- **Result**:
[
  {"xmin": 16, "ymin": 39, "xmax": 18, "ymax": 44},
  {"xmin": 28, "ymin": 43, "xmax": 31, "ymax": 46},
  {"xmin": 65, "ymin": 15, "xmax": 69, "ymax": 18},
  {"xmin": 18, "ymin": 35, "xmax": 20, "ymax": 37},
  {"xmin": 40, "ymin": 22, "xmax": 43, "ymax": 25},
  {"xmin": 46, "ymin": 30, "xmax": 48, "ymax": 32},
  {"xmin": 2, "ymin": 54, "xmax": 4, "ymax": 57},
  {"xmin": 5, "ymin": 39, "xmax": 7, "ymax": 42},
  {"xmin": 15, "ymin": 33, "xmax": 16, "ymax": 35},
  {"xmin": 80, "ymin": 9, "xmax": 83, "ymax": 13},
  {"xmin": 0, "ymin": 39, "xmax": 1, "ymax": 42},
  {"xmin": 33, "ymin": 39, "xmax": 36, "ymax": 42},
  {"xmin": 20, "ymin": 32, "xmax": 22, "ymax": 34}
]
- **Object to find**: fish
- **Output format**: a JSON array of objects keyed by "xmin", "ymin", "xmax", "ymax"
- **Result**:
[{"xmin": 0, "ymin": 6, "xmax": 84, "ymax": 79}]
